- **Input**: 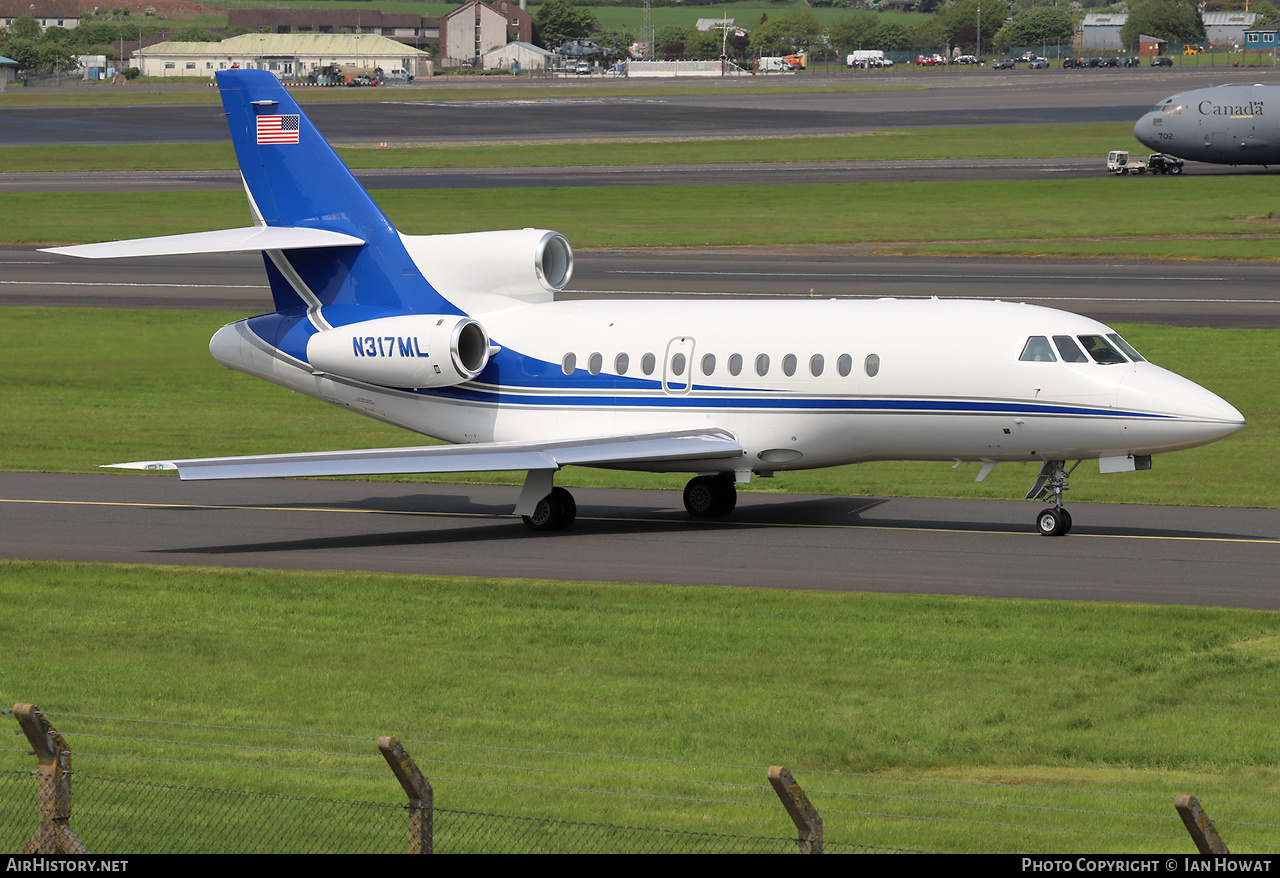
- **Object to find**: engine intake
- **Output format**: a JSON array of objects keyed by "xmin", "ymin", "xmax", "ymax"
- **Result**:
[{"xmin": 307, "ymin": 314, "xmax": 491, "ymax": 388}]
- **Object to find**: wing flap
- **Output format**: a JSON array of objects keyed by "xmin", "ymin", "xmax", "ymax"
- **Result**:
[
  {"xmin": 105, "ymin": 429, "xmax": 743, "ymax": 481},
  {"xmin": 41, "ymin": 226, "xmax": 366, "ymax": 260}
]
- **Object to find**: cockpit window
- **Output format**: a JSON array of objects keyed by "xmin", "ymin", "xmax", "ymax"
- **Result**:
[
  {"xmin": 1160, "ymin": 103, "xmax": 1182, "ymax": 115},
  {"xmin": 1053, "ymin": 335, "xmax": 1088, "ymax": 363},
  {"xmin": 1077, "ymin": 334, "xmax": 1128, "ymax": 365},
  {"xmin": 1106, "ymin": 332, "xmax": 1146, "ymax": 363},
  {"xmin": 1019, "ymin": 337, "xmax": 1057, "ymax": 362}
]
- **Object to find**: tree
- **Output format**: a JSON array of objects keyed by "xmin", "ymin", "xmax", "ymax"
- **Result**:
[
  {"xmin": 829, "ymin": 12, "xmax": 879, "ymax": 52},
  {"xmin": 749, "ymin": 9, "xmax": 826, "ymax": 55},
  {"xmin": 992, "ymin": 7, "xmax": 1075, "ymax": 51},
  {"xmin": 933, "ymin": 0, "xmax": 1012, "ymax": 54},
  {"xmin": 169, "ymin": 27, "xmax": 222, "ymax": 42},
  {"xmin": 1120, "ymin": 0, "xmax": 1206, "ymax": 50},
  {"xmin": 874, "ymin": 21, "xmax": 914, "ymax": 51},
  {"xmin": 8, "ymin": 14, "xmax": 41, "ymax": 42},
  {"xmin": 534, "ymin": 0, "xmax": 596, "ymax": 51}
]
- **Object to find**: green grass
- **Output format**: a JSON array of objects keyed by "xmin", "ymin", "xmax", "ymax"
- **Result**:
[
  {"xmin": 0, "ymin": 309, "xmax": 1270, "ymax": 508},
  {"xmin": 5, "ymin": 176, "xmax": 1277, "ymax": 256},
  {"xmin": 1, "ymin": 560, "xmax": 1278, "ymax": 852},
  {"xmin": 0, "ymin": 124, "xmax": 1139, "ymax": 171}
]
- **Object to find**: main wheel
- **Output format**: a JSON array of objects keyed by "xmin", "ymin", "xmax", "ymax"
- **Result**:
[
  {"xmin": 1036, "ymin": 507, "xmax": 1068, "ymax": 537},
  {"xmin": 522, "ymin": 487, "xmax": 577, "ymax": 532},
  {"xmin": 683, "ymin": 475, "xmax": 737, "ymax": 518}
]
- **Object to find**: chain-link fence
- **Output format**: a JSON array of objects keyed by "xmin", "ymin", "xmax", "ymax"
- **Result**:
[{"xmin": 2, "ymin": 771, "xmax": 887, "ymax": 854}]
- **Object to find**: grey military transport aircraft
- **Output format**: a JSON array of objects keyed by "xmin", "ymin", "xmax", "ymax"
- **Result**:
[{"xmin": 1135, "ymin": 83, "xmax": 1280, "ymax": 166}]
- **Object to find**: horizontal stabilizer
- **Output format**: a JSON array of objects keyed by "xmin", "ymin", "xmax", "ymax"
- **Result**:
[
  {"xmin": 105, "ymin": 429, "xmax": 743, "ymax": 481},
  {"xmin": 41, "ymin": 226, "xmax": 366, "ymax": 260}
]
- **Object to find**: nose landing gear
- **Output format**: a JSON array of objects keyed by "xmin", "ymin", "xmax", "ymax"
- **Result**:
[{"xmin": 1027, "ymin": 460, "xmax": 1079, "ymax": 536}]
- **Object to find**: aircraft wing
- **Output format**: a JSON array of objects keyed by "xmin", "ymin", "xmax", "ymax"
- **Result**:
[
  {"xmin": 105, "ymin": 429, "xmax": 743, "ymax": 481},
  {"xmin": 40, "ymin": 226, "xmax": 366, "ymax": 259}
]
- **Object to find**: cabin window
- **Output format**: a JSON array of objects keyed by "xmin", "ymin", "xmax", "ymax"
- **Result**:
[
  {"xmin": 1053, "ymin": 336, "xmax": 1088, "ymax": 363},
  {"xmin": 615, "ymin": 353, "xmax": 629, "ymax": 375},
  {"xmin": 1106, "ymin": 333, "xmax": 1146, "ymax": 363},
  {"xmin": 671, "ymin": 353, "xmax": 686, "ymax": 376},
  {"xmin": 837, "ymin": 354, "xmax": 853, "ymax": 377},
  {"xmin": 562, "ymin": 353, "xmax": 576, "ymax": 375},
  {"xmin": 642, "ymin": 353, "xmax": 656, "ymax": 375},
  {"xmin": 588, "ymin": 352, "xmax": 603, "ymax": 375},
  {"xmin": 755, "ymin": 354, "xmax": 770, "ymax": 376},
  {"xmin": 810, "ymin": 354, "xmax": 824, "ymax": 377},
  {"xmin": 782, "ymin": 354, "xmax": 797, "ymax": 377},
  {"xmin": 728, "ymin": 354, "xmax": 743, "ymax": 376},
  {"xmin": 864, "ymin": 354, "xmax": 880, "ymax": 377},
  {"xmin": 1077, "ymin": 335, "xmax": 1128, "ymax": 365},
  {"xmin": 1019, "ymin": 337, "xmax": 1057, "ymax": 362},
  {"xmin": 701, "ymin": 353, "xmax": 716, "ymax": 376}
]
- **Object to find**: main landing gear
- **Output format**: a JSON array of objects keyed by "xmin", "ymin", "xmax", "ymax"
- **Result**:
[
  {"xmin": 522, "ymin": 486, "xmax": 576, "ymax": 532},
  {"xmin": 682, "ymin": 474, "xmax": 737, "ymax": 519},
  {"xmin": 520, "ymin": 474, "xmax": 739, "ymax": 532},
  {"xmin": 1026, "ymin": 460, "xmax": 1080, "ymax": 537}
]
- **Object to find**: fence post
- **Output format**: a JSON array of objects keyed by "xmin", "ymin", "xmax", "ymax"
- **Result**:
[
  {"xmin": 378, "ymin": 736, "xmax": 433, "ymax": 854},
  {"xmin": 1175, "ymin": 794, "xmax": 1229, "ymax": 854},
  {"xmin": 11, "ymin": 703, "xmax": 88, "ymax": 854},
  {"xmin": 768, "ymin": 766, "xmax": 823, "ymax": 853}
]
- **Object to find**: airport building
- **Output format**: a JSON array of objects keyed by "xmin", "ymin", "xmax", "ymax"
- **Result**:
[
  {"xmin": 1204, "ymin": 12, "xmax": 1260, "ymax": 46},
  {"xmin": 482, "ymin": 40, "xmax": 554, "ymax": 72},
  {"xmin": 1080, "ymin": 13, "xmax": 1126, "ymax": 51},
  {"xmin": 134, "ymin": 33, "xmax": 433, "ymax": 80},
  {"xmin": 226, "ymin": 2, "xmax": 535, "ymax": 66}
]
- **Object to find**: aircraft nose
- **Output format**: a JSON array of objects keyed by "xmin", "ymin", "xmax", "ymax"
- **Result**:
[
  {"xmin": 1117, "ymin": 366, "xmax": 1245, "ymax": 451},
  {"xmin": 1133, "ymin": 114, "xmax": 1159, "ymax": 151}
]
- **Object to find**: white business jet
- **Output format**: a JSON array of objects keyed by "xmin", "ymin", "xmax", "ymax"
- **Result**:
[{"xmin": 46, "ymin": 71, "xmax": 1245, "ymax": 537}]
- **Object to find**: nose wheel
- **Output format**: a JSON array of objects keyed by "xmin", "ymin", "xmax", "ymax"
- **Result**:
[
  {"xmin": 1036, "ymin": 507, "xmax": 1072, "ymax": 537},
  {"xmin": 1027, "ymin": 460, "xmax": 1079, "ymax": 537}
]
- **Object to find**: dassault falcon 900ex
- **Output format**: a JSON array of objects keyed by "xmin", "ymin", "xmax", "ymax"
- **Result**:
[
  {"xmin": 1135, "ymin": 83, "xmax": 1280, "ymax": 166},
  {"xmin": 46, "ymin": 70, "xmax": 1244, "ymax": 537}
]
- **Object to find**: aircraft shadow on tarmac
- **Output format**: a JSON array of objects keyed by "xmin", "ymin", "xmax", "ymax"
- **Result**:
[{"xmin": 145, "ymin": 494, "xmax": 1264, "ymax": 556}]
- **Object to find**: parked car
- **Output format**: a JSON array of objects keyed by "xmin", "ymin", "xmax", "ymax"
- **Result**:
[
  {"xmin": 574, "ymin": 61, "xmax": 591, "ymax": 75},
  {"xmin": 952, "ymin": 54, "xmax": 979, "ymax": 65},
  {"xmin": 1151, "ymin": 56, "xmax": 1173, "ymax": 67},
  {"xmin": 993, "ymin": 58, "xmax": 1016, "ymax": 69},
  {"xmin": 1028, "ymin": 58, "xmax": 1049, "ymax": 69},
  {"xmin": 1100, "ymin": 57, "xmax": 1120, "ymax": 67},
  {"xmin": 1062, "ymin": 57, "xmax": 1083, "ymax": 68}
]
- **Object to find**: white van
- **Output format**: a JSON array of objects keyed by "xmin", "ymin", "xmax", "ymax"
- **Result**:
[
  {"xmin": 757, "ymin": 57, "xmax": 795, "ymax": 73},
  {"xmin": 847, "ymin": 50, "xmax": 886, "ymax": 68}
]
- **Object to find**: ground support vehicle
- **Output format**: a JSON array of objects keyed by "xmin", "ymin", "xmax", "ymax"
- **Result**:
[{"xmin": 1107, "ymin": 151, "xmax": 1185, "ymax": 175}]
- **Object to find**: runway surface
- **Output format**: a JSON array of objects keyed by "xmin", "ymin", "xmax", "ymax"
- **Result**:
[
  {"xmin": 3, "ymin": 472, "xmax": 1277, "ymax": 608},
  {"xmin": 5, "ymin": 247, "xmax": 1278, "ymax": 329}
]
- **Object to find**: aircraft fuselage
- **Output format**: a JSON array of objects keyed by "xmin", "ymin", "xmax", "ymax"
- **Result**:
[
  {"xmin": 1135, "ymin": 84, "xmax": 1280, "ymax": 164},
  {"xmin": 211, "ymin": 294, "xmax": 1243, "ymax": 476}
]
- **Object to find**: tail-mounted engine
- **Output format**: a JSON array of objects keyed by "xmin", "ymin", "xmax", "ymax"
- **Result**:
[
  {"xmin": 307, "ymin": 314, "xmax": 491, "ymax": 388},
  {"xmin": 399, "ymin": 228, "xmax": 574, "ymax": 305}
]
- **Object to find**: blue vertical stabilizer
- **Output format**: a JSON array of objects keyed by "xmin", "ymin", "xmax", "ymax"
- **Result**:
[{"xmin": 215, "ymin": 69, "xmax": 460, "ymax": 317}]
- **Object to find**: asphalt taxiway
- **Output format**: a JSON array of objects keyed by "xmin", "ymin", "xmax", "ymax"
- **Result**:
[{"xmin": 3, "ymin": 473, "xmax": 1277, "ymax": 608}]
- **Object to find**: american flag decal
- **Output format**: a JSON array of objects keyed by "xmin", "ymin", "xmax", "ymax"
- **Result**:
[{"xmin": 256, "ymin": 114, "xmax": 300, "ymax": 145}]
